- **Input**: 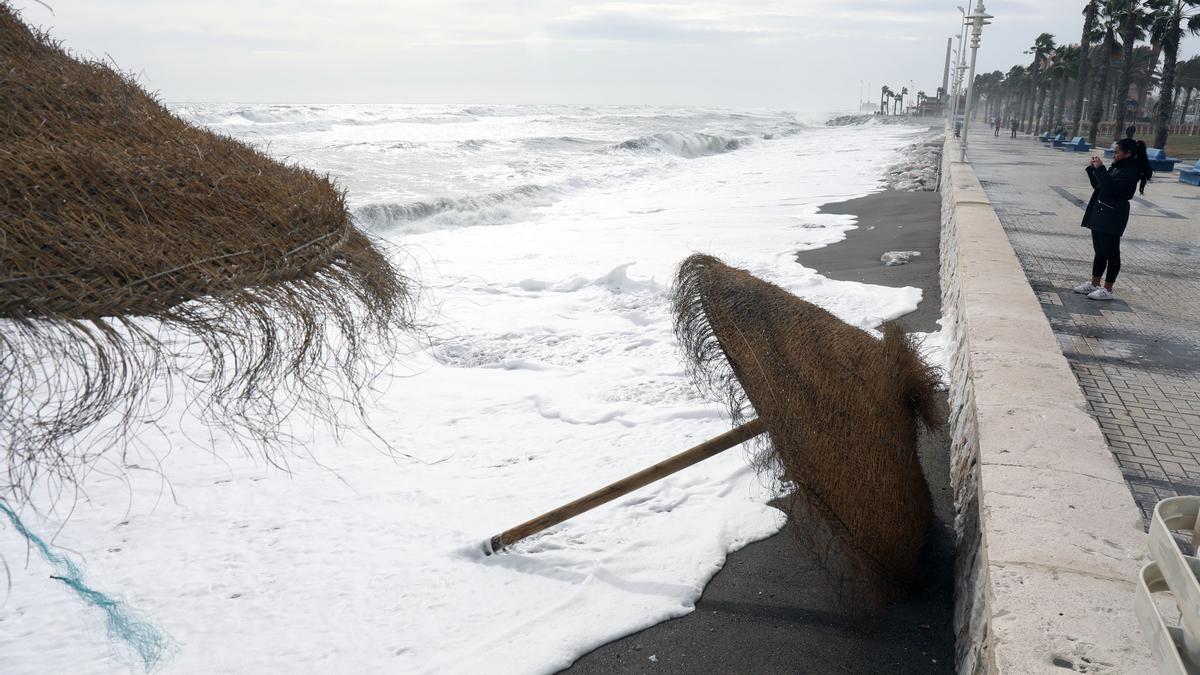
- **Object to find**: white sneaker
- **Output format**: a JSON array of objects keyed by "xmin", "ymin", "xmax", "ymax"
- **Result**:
[
  {"xmin": 1073, "ymin": 281, "xmax": 1100, "ymax": 294},
  {"xmin": 1087, "ymin": 287, "xmax": 1114, "ymax": 301}
]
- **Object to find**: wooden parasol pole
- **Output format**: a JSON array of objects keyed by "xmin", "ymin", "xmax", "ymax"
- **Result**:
[{"xmin": 483, "ymin": 418, "xmax": 766, "ymax": 555}]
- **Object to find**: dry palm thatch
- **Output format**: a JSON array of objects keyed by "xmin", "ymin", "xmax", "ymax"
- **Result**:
[
  {"xmin": 673, "ymin": 254, "xmax": 942, "ymax": 609},
  {"xmin": 0, "ymin": 5, "xmax": 415, "ymax": 500}
]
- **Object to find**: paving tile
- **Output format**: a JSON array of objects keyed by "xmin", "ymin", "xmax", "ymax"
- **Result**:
[{"xmin": 966, "ymin": 129, "xmax": 1200, "ymax": 523}]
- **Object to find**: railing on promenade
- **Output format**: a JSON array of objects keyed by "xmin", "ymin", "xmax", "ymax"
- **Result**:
[
  {"xmin": 1095, "ymin": 121, "xmax": 1200, "ymax": 138},
  {"xmin": 1135, "ymin": 496, "xmax": 1200, "ymax": 674}
]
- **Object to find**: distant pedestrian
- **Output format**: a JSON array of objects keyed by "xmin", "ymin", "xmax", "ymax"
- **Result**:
[
  {"xmin": 994, "ymin": 117, "xmax": 1001, "ymax": 137},
  {"xmin": 1009, "ymin": 118, "xmax": 1018, "ymax": 138},
  {"xmin": 1125, "ymin": 124, "xmax": 1136, "ymax": 140},
  {"xmin": 1075, "ymin": 138, "xmax": 1153, "ymax": 301}
]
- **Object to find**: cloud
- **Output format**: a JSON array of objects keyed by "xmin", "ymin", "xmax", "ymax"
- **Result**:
[
  {"xmin": 549, "ymin": 13, "xmax": 783, "ymax": 45},
  {"xmin": 20, "ymin": 0, "xmax": 1185, "ymax": 109}
]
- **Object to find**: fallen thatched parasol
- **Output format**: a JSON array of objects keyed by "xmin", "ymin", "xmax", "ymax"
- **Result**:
[
  {"xmin": 0, "ymin": 5, "xmax": 416, "ymax": 499},
  {"xmin": 485, "ymin": 253, "xmax": 942, "ymax": 609}
]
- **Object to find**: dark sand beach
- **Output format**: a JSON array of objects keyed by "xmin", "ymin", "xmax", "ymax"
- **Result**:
[
  {"xmin": 566, "ymin": 188, "xmax": 953, "ymax": 674},
  {"xmin": 801, "ymin": 190, "xmax": 943, "ymax": 333}
]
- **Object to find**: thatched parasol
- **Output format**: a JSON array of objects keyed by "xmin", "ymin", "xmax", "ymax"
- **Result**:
[
  {"xmin": 673, "ymin": 253, "xmax": 942, "ymax": 607},
  {"xmin": 484, "ymin": 254, "xmax": 941, "ymax": 611},
  {"xmin": 0, "ymin": 5, "xmax": 415, "ymax": 499}
]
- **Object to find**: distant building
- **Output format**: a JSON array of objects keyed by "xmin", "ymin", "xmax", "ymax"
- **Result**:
[{"xmin": 915, "ymin": 99, "xmax": 944, "ymax": 117}]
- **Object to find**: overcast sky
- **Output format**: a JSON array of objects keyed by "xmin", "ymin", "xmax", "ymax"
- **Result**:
[{"xmin": 11, "ymin": 1, "xmax": 1198, "ymax": 113}]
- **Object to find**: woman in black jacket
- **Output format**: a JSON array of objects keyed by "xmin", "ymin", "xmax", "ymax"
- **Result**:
[{"xmin": 1074, "ymin": 138, "xmax": 1152, "ymax": 300}]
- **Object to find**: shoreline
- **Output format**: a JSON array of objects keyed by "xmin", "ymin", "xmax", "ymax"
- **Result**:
[{"xmin": 799, "ymin": 189, "xmax": 943, "ymax": 333}]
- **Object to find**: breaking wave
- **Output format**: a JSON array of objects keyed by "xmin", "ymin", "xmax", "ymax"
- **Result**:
[
  {"xmin": 611, "ymin": 123, "xmax": 803, "ymax": 159},
  {"xmin": 614, "ymin": 131, "xmax": 749, "ymax": 158},
  {"xmin": 178, "ymin": 106, "xmax": 477, "ymax": 135},
  {"xmin": 760, "ymin": 122, "xmax": 806, "ymax": 139},
  {"xmin": 353, "ymin": 184, "xmax": 556, "ymax": 232},
  {"xmin": 521, "ymin": 136, "xmax": 603, "ymax": 150}
]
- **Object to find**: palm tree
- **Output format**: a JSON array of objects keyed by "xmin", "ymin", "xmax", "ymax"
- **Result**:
[
  {"xmin": 1034, "ymin": 61, "xmax": 1056, "ymax": 132},
  {"xmin": 973, "ymin": 73, "xmax": 989, "ymax": 119},
  {"xmin": 1006, "ymin": 65, "xmax": 1028, "ymax": 123},
  {"xmin": 1046, "ymin": 45, "xmax": 1081, "ymax": 132},
  {"xmin": 1176, "ymin": 55, "xmax": 1200, "ymax": 122},
  {"xmin": 1086, "ymin": 3, "xmax": 1124, "ymax": 143},
  {"xmin": 972, "ymin": 75, "xmax": 986, "ymax": 119},
  {"xmin": 1112, "ymin": 0, "xmax": 1156, "ymax": 141},
  {"xmin": 1128, "ymin": 44, "xmax": 1161, "ymax": 117},
  {"xmin": 1023, "ymin": 33, "xmax": 1057, "ymax": 132},
  {"xmin": 898, "ymin": 86, "xmax": 908, "ymax": 115},
  {"xmin": 880, "ymin": 85, "xmax": 892, "ymax": 115},
  {"xmin": 1147, "ymin": 0, "xmax": 1200, "ymax": 148},
  {"xmin": 1073, "ymin": 0, "xmax": 1101, "ymax": 136},
  {"xmin": 977, "ymin": 71, "xmax": 1005, "ymax": 120},
  {"xmin": 1134, "ymin": 9, "xmax": 1167, "ymax": 116},
  {"xmin": 994, "ymin": 69, "xmax": 1012, "ymax": 119},
  {"xmin": 980, "ymin": 72, "xmax": 995, "ymax": 120}
]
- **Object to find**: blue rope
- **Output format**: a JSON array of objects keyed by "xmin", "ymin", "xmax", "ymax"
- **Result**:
[{"xmin": 1, "ymin": 501, "xmax": 171, "ymax": 671}]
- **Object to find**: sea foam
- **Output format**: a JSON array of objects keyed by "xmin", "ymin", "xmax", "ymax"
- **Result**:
[{"xmin": 3, "ymin": 104, "xmax": 935, "ymax": 675}]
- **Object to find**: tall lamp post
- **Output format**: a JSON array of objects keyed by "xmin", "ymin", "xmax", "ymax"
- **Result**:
[
  {"xmin": 955, "ymin": 8, "xmax": 969, "ymax": 102},
  {"xmin": 955, "ymin": 59, "xmax": 967, "ymax": 122},
  {"xmin": 950, "ymin": 6, "xmax": 970, "ymax": 133},
  {"xmin": 947, "ymin": 6, "xmax": 968, "ymax": 130},
  {"xmin": 946, "ymin": 41, "xmax": 958, "ymax": 128},
  {"xmin": 959, "ymin": 0, "xmax": 993, "ymax": 161}
]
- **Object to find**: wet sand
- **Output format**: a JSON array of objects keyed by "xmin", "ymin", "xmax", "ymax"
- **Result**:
[
  {"xmin": 565, "ymin": 189, "xmax": 953, "ymax": 674},
  {"xmin": 800, "ymin": 190, "xmax": 943, "ymax": 333}
]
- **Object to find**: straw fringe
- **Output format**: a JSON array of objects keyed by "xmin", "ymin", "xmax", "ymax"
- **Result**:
[
  {"xmin": 0, "ymin": 5, "xmax": 417, "ymax": 499},
  {"xmin": 672, "ymin": 253, "xmax": 943, "ymax": 611}
]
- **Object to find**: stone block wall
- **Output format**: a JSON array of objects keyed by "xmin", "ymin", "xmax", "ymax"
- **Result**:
[{"xmin": 938, "ymin": 138, "xmax": 1155, "ymax": 674}]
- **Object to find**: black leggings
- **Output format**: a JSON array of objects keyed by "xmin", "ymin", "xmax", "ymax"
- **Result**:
[{"xmin": 1091, "ymin": 230, "xmax": 1121, "ymax": 284}]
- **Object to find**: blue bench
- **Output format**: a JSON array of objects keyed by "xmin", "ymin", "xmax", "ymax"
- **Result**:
[
  {"xmin": 1103, "ymin": 142, "xmax": 1117, "ymax": 158},
  {"xmin": 1050, "ymin": 133, "xmax": 1069, "ymax": 147},
  {"xmin": 1179, "ymin": 159, "xmax": 1200, "ymax": 186},
  {"xmin": 1146, "ymin": 147, "xmax": 1180, "ymax": 172},
  {"xmin": 1039, "ymin": 132, "xmax": 1053, "ymax": 143},
  {"xmin": 1059, "ymin": 137, "xmax": 1091, "ymax": 152}
]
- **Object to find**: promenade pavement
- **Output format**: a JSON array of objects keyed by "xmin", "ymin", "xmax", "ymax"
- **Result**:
[{"xmin": 964, "ymin": 127, "xmax": 1200, "ymax": 522}]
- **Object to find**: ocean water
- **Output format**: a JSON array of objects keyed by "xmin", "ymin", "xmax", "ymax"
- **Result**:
[{"xmin": 1, "ymin": 105, "xmax": 936, "ymax": 674}]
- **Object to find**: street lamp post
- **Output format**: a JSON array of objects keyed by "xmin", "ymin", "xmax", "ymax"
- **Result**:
[
  {"xmin": 955, "ymin": 60, "xmax": 967, "ymax": 121},
  {"xmin": 946, "ymin": 42, "xmax": 958, "ymax": 128},
  {"xmin": 959, "ymin": 0, "xmax": 993, "ymax": 161},
  {"xmin": 952, "ymin": 6, "xmax": 969, "ymax": 128},
  {"xmin": 947, "ymin": 6, "xmax": 968, "ymax": 130}
]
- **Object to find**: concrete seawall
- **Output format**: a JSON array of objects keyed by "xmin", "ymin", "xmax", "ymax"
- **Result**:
[{"xmin": 939, "ymin": 138, "xmax": 1155, "ymax": 674}]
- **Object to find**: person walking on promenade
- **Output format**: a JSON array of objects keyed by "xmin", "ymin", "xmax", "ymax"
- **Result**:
[
  {"xmin": 1009, "ymin": 117, "xmax": 1018, "ymax": 138},
  {"xmin": 994, "ymin": 117, "xmax": 1001, "ymax": 137},
  {"xmin": 1074, "ymin": 138, "xmax": 1153, "ymax": 301}
]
